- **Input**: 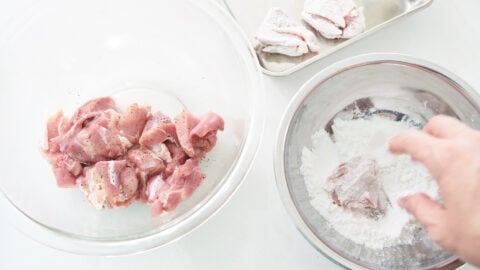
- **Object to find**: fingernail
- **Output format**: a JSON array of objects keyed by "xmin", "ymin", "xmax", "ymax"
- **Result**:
[{"xmin": 398, "ymin": 196, "xmax": 409, "ymax": 208}]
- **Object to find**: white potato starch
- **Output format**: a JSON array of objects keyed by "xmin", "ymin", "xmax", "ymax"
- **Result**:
[{"xmin": 301, "ymin": 116, "xmax": 440, "ymax": 249}]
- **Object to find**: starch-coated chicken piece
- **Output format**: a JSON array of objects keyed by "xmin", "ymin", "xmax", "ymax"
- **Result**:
[
  {"xmin": 118, "ymin": 104, "xmax": 150, "ymax": 144},
  {"xmin": 302, "ymin": 0, "xmax": 365, "ymax": 39},
  {"xmin": 147, "ymin": 158, "xmax": 205, "ymax": 216},
  {"xmin": 256, "ymin": 8, "xmax": 321, "ymax": 57},
  {"xmin": 342, "ymin": 8, "xmax": 365, "ymax": 39},
  {"xmin": 326, "ymin": 156, "xmax": 390, "ymax": 219},
  {"xmin": 79, "ymin": 160, "xmax": 139, "ymax": 209}
]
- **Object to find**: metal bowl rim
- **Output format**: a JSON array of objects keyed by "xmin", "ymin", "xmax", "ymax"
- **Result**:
[{"xmin": 273, "ymin": 52, "xmax": 476, "ymax": 269}]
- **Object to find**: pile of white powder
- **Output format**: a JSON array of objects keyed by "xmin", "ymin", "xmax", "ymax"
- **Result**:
[{"xmin": 301, "ymin": 116, "xmax": 440, "ymax": 249}]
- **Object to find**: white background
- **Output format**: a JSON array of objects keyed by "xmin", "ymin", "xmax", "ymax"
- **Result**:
[{"xmin": 1, "ymin": 0, "xmax": 480, "ymax": 269}]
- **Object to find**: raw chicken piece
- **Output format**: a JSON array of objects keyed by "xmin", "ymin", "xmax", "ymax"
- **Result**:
[
  {"xmin": 127, "ymin": 147, "xmax": 165, "ymax": 202},
  {"xmin": 139, "ymin": 111, "xmax": 179, "ymax": 164},
  {"xmin": 149, "ymin": 142, "xmax": 172, "ymax": 164},
  {"xmin": 256, "ymin": 8, "xmax": 321, "ymax": 57},
  {"xmin": 58, "ymin": 110, "xmax": 131, "ymax": 164},
  {"xmin": 174, "ymin": 111, "xmax": 199, "ymax": 157},
  {"xmin": 71, "ymin": 96, "xmax": 118, "ymax": 123},
  {"xmin": 326, "ymin": 156, "xmax": 389, "ymax": 218},
  {"xmin": 44, "ymin": 111, "xmax": 72, "ymax": 153},
  {"xmin": 49, "ymin": 153, "xmax": 83, "ymax": 187},
  {"xmin": 79, "ymin": 160, "xmax": 139, "ymax": 209},
  {"xmin": 127, "ymin": 147, "xmax": 165, "ymax": 177},
  {"xmin": 147, "ymin": 158, "xmax": 205, "ymax": 216},
  {"xmin": 175, "ymin": 111, "xmax": 224, "ymax": 158},
  {"xmin": 140, "ymin": 112, "xmax": 177, "ymax": 146},
  {"xmin": 191, "ymin": 112, "xmax": 225, "ymax": 138},
  {"xmin": 47, "ymin": 98, "xmax": 133, "ymax": 165},
  {"xmin": 302, "ymin": 0, "xmax": 365, "ymax": 39},
  {"xmin": 118, "ymin": 104, "xmax": 150, "ymax": 144},
  {"xmin": 164, "ymin": 141, "xmax": 189, "ymax": 178},
  {"xmin": 43, "ymin": 96, "xmax": 224, "ymax": 215},
  {"xmin": 139, "ymin": 111, "xmax": 177, "ymax": 161}
]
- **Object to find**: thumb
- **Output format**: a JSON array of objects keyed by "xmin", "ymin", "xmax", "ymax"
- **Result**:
[{"xmin": 398, "ymin": 193, "xmax": 451, "ymax": 248}]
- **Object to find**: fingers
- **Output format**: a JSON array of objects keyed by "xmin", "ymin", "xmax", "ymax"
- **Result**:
[
  {"xmin": 398, "ymin": 193, "xmax": 451, "ymax": 246},
  {"xmin": 389, "ymin": 130, "xmax": 445, "ymax": 180},
  {"xmin": 424, "ymin": 115, "xmax": 469, "ymax": 139},
  {"xmin": 389, "ymin": 130, "xmax": 438, "ymax": 169}
]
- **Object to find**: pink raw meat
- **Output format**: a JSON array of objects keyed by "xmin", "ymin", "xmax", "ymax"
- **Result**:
[
  {"xmin": 139, "ymin": 111, "xmax": 177, "ymax": 162},
  {"xmin": 61, "ymin": 110, "xmax": 131, "ymax": 164},
  {"xmin": 163, "ymin": 141, "xmax": 189, "ymax": 178},
  {"xmin": 49, "ymin": 153, "xmax": 83, "ymax": 187},
  {"xmin": 127, "ymin": 147, "xmax": 166, "ymax": 202},
  {"xmin": 44, "ymin": 111, "xmax": 72, "ymax": 153},
  {"xmin": 79, "ymin": 160, "xmax": 139, "ymax": 209},
  {"xmin": 127, "ymin": 147, "xmax": 165, "ymax": 177},
  {"xmin": 175, "ymin": 111, "xmax": 224, "ymax": 158},
  {"xmin": 140, "ymin": 112, "xmax": 177, "ymax": 146},
  {"xmin": 118, "ymin": 104, "xmax": 150, "ymax": 144},
  {"xmin": 175, "ymin": 111, "xmax": 200, "ymax": 157},
  {"xmin": 43, "ymin": 96, "xmax": 224, "ymax": 215},
  {"xmin": 71, "ymin": 96, "xmax": 118, "ymax": 123},
  {"xmin": 147, "ymin": 158, "xmax": 205, "ymax": 216}
]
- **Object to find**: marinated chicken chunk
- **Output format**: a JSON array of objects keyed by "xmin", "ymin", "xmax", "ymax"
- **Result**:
[
  {"xmin": 302, "ymin": 0, "xmax": 365, "ymax": 39},
  {"xmin": 59, "ymin": 110, "xmax": 132, "ymax": 164},
  {"xmin": 43, "ymin": 96, "xmax": 224, "ymax": 216},
  {"xmin": 49, "ymin": 153, "xmax": 83, "ymax": 188},
  {"xmin": 147, "ymin": 158, "xmax": 205, "ymax": 216},
  {"xmin": 163, "ymin": 141, "xmax": 189, "ymax": 178},
  {"xmin": 118, "ymin": 104, "xmax": 150, "ymax": 144},
  {"xmin": 71, "ymin": 96, "xmax": 118, "ymax": 123},
  {"xmin": 256, "ymin": 8, "xmax": 321, "ymax": 56},
  {"xmin": 326, "ymin": 156, "xmax": 390, "ymax": 218},
  {"xmin": 44, "ymin": 111, "xmax": 72, "ymax": 153},
  {"xmin": 127, "ymin": 147, "xmax": 166, "ymax": 202},
  {"xmin": 175, "ymin": 111, "xmax": 224, "ymax": 158},
  {"xmin": 140, "ymin": 111, "xmax": 177, "ymax": 148},
  {"xmin": 78, "ymin": 160, "xmax": 139, "ymax": 209}
]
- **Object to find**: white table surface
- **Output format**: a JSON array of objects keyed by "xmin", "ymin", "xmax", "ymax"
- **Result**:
[{"xmin": 1, "ymin": 0, "xmax": 480, "ymax": 269}]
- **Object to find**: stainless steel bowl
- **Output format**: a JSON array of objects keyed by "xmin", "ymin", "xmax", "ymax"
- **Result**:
[{"xmin": 274, "ymin": 53, "xmax": 480, "ymax": 269}]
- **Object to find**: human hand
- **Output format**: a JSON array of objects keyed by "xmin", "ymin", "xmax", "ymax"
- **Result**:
[{"xmin": 389, "ymin": 115, "xmax": 480, "ymax": 266}]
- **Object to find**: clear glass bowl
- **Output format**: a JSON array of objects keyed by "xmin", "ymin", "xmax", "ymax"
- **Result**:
[
  {"xmin": 0, "ymin": 0, "xmax": 264, "ymax": 255},
  {"xmin": 274, "ymin": 54, "xmax": 479, "ymax": 269}
]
